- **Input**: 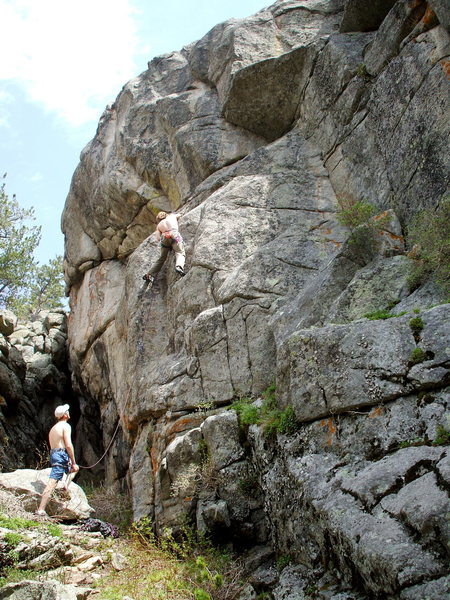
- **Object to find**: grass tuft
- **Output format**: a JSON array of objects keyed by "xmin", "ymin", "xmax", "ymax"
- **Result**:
[
  {"xmin": 230, "ymin": 383, "xmax": 299, "ymax": 437},
  {"xmin": 406, "ymin": 196, "xmax": 450, "ymax": 293},
  {"xmin": 409, "ymin": 347, "xmax": 427, "ymax": 365}
]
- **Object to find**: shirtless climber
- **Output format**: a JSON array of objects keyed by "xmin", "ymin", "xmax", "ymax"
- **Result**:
[
  {"xmin": 35, "ymin": 404, "xmax": 79, "ymax": 516},
  {"xmin": 143, "ymin": 212, "xmax": 186, "ymax": 284}
]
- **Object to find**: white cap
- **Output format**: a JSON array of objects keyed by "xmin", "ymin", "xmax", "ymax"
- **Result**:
[{"xmin": 54, "ymin": 404, "xmax": 70, "ymax": 418}]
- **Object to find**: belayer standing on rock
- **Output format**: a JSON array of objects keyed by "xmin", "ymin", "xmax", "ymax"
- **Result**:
[
  {"xmin": 35, "ymin": 404, "xmax": 79, "ymax": 517},
  {"xmin": 143, "ymin": 211, "xmax": 186, "ymax": 284}
]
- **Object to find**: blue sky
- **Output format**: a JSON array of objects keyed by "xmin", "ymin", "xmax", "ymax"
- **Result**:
[{"xmin": 0, "ymin": 0, "xmax": 267, "ymax": 265}]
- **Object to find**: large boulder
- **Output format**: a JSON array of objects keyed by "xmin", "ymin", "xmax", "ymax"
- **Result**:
[
  {"xmin": 0, "ymin": 580, "xmax": 92, "ymax": 600},
  {"xmin": 0, "ymin": 310, "xmax": 17, "ymax": 337},
  {"xmin": 0, "ymin": 469, "xmax": 94, "ymax": 520}
]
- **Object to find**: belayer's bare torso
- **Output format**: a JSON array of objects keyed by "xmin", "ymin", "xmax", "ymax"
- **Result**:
[{"xmin": 48, "ymin": 421, "xmax": 71, "ymax": 450}]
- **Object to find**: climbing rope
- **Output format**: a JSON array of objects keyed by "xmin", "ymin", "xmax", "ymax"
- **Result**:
[{"xmin": 78, "ymin": 388, "xmax": 132, "ymax": 470}]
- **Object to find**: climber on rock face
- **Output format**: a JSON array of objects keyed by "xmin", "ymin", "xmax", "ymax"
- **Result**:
[
  {"xmin": 143, "ymin": 211, "xmax": 186, "ymax": 283},
  {"xmin": 35, "ymin": 404, "xmax": 79, "ymax": 516}
]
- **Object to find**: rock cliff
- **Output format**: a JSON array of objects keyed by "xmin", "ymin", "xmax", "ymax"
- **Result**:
[
  {"xmin": 61, "ymin": 1, "xmax": 450, "ymax": 598},
  {"xmin": 0, "ymin": 309, "xmax": 73, "ymax": 473}
]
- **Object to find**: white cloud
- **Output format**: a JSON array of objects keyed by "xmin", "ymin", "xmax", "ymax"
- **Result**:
[
  {"xmin": 0, "ymin": 90, "xmax": 14, "ymax": 103},
  {"xmin": 30, "ymin": 172, "xmax": 43, "ymax": 182},
  {"xmin": 0, "ymin": 0, "xmax": 145, "ymax": 126}
]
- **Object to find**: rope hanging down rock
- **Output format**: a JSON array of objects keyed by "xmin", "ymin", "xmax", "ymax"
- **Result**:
[{"xmin": 78, "ymin": 389, "xmax": 131, "ymax": 470}]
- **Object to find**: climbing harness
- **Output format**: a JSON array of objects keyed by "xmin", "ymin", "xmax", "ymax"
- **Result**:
[
  {"xmin": 160, "ymin": 229, "xmax": 183, "ymax": 247},
  {"xmin": 162, "ymin": 231, "xmax": 174, "ymax": 242}
]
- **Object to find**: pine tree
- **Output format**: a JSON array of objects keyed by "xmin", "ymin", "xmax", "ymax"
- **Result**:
[{"xmin": 0, "ymin": 176, "xmax": 65, "ymax": 319}]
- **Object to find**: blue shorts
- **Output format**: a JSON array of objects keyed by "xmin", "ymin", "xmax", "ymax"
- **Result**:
[{"xmin": 49, "ymin": 449, "xmax": 70, "ymax": 481}]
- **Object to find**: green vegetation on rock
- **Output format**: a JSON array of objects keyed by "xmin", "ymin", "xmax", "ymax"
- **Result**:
[
  {"xmin": 364, "ymin": 309, "xmax": 395, "ymax": 320},
  {"xmin": 409, "ymin": 316, "xmax": 424, "ymax": 343},
  {"xmin": 409, "ymin": 347, "xmax": 427, "ymax": 365},
  {"xmin": 398, "ymin": 425, "xmax": 450, "ymax": 449},
  {"xmin": 0, "ymin": 514, "xmax": 39, "ymax": 530},
  {"xmin": 337, "ymin": 198, "xmax": 376, "ymax": 230},
  {"xmin": 336, "ymin": 198, "xmax": 391, "ymax": 257},
  {"xmin": 432, "ymin": 425, "xmax": 450, "ymax": 446},
  {"xmin": 230, "ymin": 383, "xmax": 299, "ymax": 437},
  {"xmin": 229, "ymin": 397, "xmax": 259, "ymax": 426},
  {"xmin": 407, "ymin": 196, "xmax": 450, "ymax": 295},
  {"xmin": 2, "ymin": 533, "xmax": 23, "ymax": 548}
]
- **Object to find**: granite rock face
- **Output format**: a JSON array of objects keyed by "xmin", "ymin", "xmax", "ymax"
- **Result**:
[{"xmin": 61, "ymin": 0, "xmax": 450, "ymax": 597}]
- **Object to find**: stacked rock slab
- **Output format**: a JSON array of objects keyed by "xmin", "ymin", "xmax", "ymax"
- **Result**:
[
  {"xmin": 0, "ymin": 309, "xmax": 71, "ymax": 473},
  {"xmin": 62, "ymin": 0, "xmax": 450, "ymax": 598}
]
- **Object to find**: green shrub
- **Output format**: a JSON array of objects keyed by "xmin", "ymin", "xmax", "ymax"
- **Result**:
[
  {"xmin": 409, "ymin": 316, "xmax": 424, "ymax": 334},
  {"xmin": 409, "ymin": 316, "xmax": 424, "ymax": 342},
  {"xmin": 277, "ymin": 406, "xmax": 299, "ymax": 435},
  {"xmin": 337, "ymin": 199, "xmax": 376, "ymax": 230},
  {"xmin": 154, "ymin": 525, "xmax": 239, "ymax": 597},
  {"xmin": 260, "ymin": 405, "xmax": 299, "ymax": 437},
  {"xmin": 364, "ymin": 309, "xmax": 407, "ymax": 320},
  {"xmin": 409, "ymin": 347, "xmax": 427, "ymax": 365},
  {"xmin": 230, "ymin": 397, "xmax": 252, "ymax": 415},
  {"xmin": 337, "ymin": 198, "xmax": 392, "ymax": 258},
  {"xmin": 229, "ymin": 397, "xmax": 260, "ymax": 427},
  {"xmin": 230, "ymin": 384, "xmax": 299, "ymax": 437},
  {"xmin": 398, "ymin": 425, "xmax": 450, "ymax": 448},
  {"xmin": 260, "ymin": 402, "xmax": 280, "ymax": 436},
  {"xmin": 239, "ymin": 404, "xmax": 260, "ymax": 426},
  {"xmin": 407, "ymin": 197, "xmax": 450, "ymax": 293},
  {"xmin": 432, "ymin": 425, "xmax": 450, "ymax": 446}
]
